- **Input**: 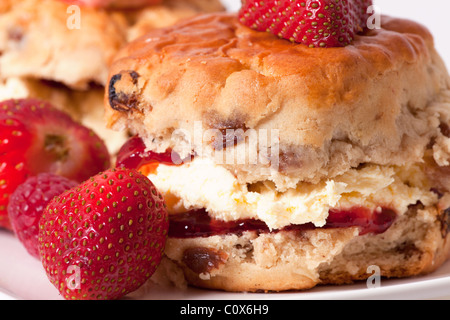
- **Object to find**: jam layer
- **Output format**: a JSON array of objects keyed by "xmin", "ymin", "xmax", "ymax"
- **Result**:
[
  {"xmin": 116, "ymin": 136, "xmax": 397, "ymax": 239},
  {"xmin": 168, "ymin": 207, "xmax": 397, "ymax": 238},
  {"xmin": 116, "ymin": 135, "xmax": 177, "ymax": 169}
]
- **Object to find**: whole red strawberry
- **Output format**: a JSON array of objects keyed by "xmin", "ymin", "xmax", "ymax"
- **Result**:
[
  {"xmin": 38, "ymin": 167, "xmax": 169, "ymax": 300},
  {"xmin": 0, "ymin": 99, "xmax": 110, "ymax": 230},
  {"xmin": 239, "ymin": 0, "xmax": 372, "ymax": 48},
  {"xmin": 8, "ymin": 173, "xmax": 78, "ymax": 258}
]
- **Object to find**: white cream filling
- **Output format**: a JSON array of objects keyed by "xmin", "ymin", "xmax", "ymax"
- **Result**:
[{"xmin": 148, "ymin": 157, "xmax": 438, "ymax": 230}]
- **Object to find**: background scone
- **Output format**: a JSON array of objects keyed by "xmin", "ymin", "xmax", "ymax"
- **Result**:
[
  {"xmin": 0, "ymin": 0, "xmax": 126, "ymax": 90},
  {"xmin": 0, "ymin": 0, "xmax": 224, "ymax": 89},
  {"xmin": 107, "ymin": 12, "xmax": 450, "ymax": 292},
  {"xmin": 0, "ymin": 0, "xmax": 224, "ymax": 155}
]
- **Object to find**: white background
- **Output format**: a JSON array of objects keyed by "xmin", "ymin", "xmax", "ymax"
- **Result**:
[{"xmin": 222, "ymin": 0, "xmax": 450, "ymax": 69}]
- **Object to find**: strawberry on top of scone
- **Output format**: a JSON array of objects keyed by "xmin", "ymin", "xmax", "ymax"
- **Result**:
[{"xmin": 239, "ymin": 0, "xmax": 372, "ymax": 47}]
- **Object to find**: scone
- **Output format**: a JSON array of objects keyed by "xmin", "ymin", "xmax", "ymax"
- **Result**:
[
  {"xmin": 0, "ymin": 0, "xmax": 224, "ymax": 154},
  {"xmin": 0, "ymin": 0, "xmax": 224, "ymax": 89},
  {"xmin": 105, "ymin": 11, "xmax": 450, "ymax": 292}
]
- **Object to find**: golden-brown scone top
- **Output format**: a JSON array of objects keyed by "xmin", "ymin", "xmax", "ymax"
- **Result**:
[
  {"xmin": 106, "ymin": 13, "xmax": 450, "ymax": 189},
  {"xmin": 0, "ymin": 0, "xmax": 224, "ymax": 89}
]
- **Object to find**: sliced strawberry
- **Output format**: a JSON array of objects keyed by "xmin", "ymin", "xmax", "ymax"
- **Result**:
[
  {"xmin": 0, "ymin": 99, "xmax": 110, "ymax": 230},
  {"xmin": 239, "ymin": 0, "xmax": 372, "ymax": 48},
  {"xmin": 39, "ymin": 167, "xmax": 169, "ymax": 300},
  {"xmin": 0, "ymin": 160, "xmax": 29, "ymax": 229}
]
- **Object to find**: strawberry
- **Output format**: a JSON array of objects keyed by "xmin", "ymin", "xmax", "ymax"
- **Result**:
[
  {"xmin": 8, "ymin": 173, "xmax": 78, "ymax": 258},
  {"xmin": 38, "ymin": 167, "xmax": 169, "ymax": 300},
  {"xmin": 0, "ymin": 99, "xmax": 110, "ymax": 230},
  {"xmin": 238, "ymin": 0, "xmax": 372, "ymax": 48}
]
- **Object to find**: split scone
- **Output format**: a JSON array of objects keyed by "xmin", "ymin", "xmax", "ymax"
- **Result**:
[{"xmin": 105, "ymin": 13, "xmax": 450, "ymax": 292}]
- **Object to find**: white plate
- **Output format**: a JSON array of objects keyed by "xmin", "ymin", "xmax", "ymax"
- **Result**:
[
  {"xmin": 1, "ymin": 229, "xmax": 450, "ymax": 300},
  {"xmin": 1, "ymin": 0, "xmax": 449, "ymax": 301}
]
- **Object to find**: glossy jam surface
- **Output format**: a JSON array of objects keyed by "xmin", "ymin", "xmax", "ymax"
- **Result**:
[
  {"xmin": 116, "ymin": 135, "xmax": 179, "ymax": 169},
  {"xmin": 169, "ymin": 207, "xmax": 397, "ymax": 238}
]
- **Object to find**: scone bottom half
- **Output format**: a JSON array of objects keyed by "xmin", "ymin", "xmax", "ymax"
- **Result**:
[{"xmin": 107, "ymin": 12, "xmax": 450, "ymax": 292}]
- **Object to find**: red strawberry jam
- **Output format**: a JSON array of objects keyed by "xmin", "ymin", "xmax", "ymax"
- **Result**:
[
  {"xmin": 116, "ymin": 135, "xmax": 180, "ymax": 169},
  {"xmin": 168, "ymin": 207, "xmax": 397, "ymax": 238}
]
